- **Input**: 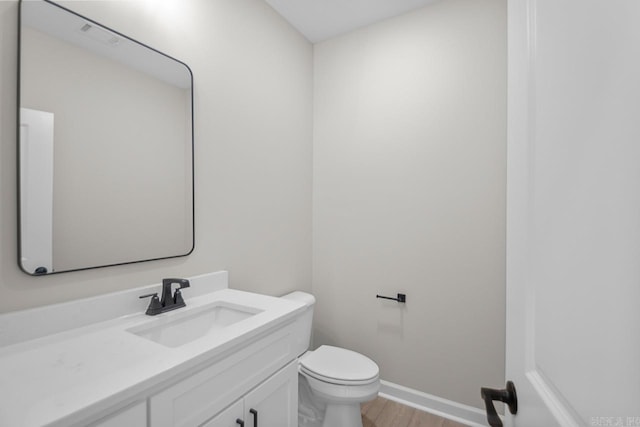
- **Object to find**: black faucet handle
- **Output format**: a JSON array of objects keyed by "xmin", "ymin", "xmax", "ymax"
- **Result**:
[
  {"xmin": 139, "ymin": 292, "xmax": 163, "ymax": 315},
  {"xmin": 174, "ymin": 288, "xmax": 186, "ymax": 306},
  {"xmin": 139, "ymin": 292, "xmax": 158, "ymax": 299}
]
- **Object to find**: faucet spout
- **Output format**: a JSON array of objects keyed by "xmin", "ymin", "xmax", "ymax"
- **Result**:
[{"xmin": 160, "ymin": 278, "xmax": 190, "ymax": 309}]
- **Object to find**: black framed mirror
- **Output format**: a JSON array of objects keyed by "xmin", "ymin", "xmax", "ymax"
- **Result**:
[{"xmin": 18, "ymin": 0, "xmax": 194, "ymax": 275}]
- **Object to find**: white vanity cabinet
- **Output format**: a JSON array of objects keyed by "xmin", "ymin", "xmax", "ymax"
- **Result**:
[
  {"xmin": 84, "ymin": 325, "xmax": 298, "ymax": 427},
  {"xmin": 202, "ymin": 361, "xmax": 298, "ymax": 427},
  {"xmin": 149, "ymin": 325, "xmax": 298, "ymax": 427},
  {"xmin": 0, "ymin": 273, "xmax": 306, "ymax": 427}
]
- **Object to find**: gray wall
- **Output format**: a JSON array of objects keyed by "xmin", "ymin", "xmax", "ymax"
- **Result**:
[
  {"xmin": 312, "ymin": 0, "xmax": 506, "ymax": 408},
  {"xmin": 0, "ymin": 0, "xmax": 313, "ymax": 311}
]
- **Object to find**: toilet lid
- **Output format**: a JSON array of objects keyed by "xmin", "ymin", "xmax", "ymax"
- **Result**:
[{"xmin": 300, "ymin": 345, "xmax": 379, "ymax": 383}]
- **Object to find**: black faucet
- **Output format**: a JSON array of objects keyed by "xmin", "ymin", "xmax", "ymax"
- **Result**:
[{"xmin": 139, "ymin": 278, "xmax": 191, "ymax": 315}]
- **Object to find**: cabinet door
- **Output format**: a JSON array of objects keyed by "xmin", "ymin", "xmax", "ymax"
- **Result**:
[
  {"xmin": 243, "ymin": 361, "xmax": 298, "ymax": 427},
  {"xmin": 201, "ymin": 400, "xmax": 244, "ymax": 427}
]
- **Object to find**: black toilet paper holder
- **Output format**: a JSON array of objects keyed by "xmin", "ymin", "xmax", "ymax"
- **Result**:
[{"xmin": 376, "ymin": 293, "xmax": 406, "ymax": 303}]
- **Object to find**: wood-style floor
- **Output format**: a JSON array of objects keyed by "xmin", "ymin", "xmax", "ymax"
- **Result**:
[{"xmin": 361, "ymin": 396, "xmax": 468, "ymax": 427}]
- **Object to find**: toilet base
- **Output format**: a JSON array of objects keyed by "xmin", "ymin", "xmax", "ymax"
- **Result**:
[
  {"xmin": 322, "ymin": 402, "xmax": 363, "ymax": 427},
  {"xmin": 299, "ymin": 373, "xmax": 378, "ymax": 427}
]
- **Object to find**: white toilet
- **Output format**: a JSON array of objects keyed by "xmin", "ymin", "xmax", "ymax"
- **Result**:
[{"xmin": 283, "ymin": 291, "xmax": 380, "ymax": 427}]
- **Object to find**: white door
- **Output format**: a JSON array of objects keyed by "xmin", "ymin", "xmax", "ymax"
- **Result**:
[{"xmin": 502, "ymin": 0, "xmax": 640, "ymax": 426}]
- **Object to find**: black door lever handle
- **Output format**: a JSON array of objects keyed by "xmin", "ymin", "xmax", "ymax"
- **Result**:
[{"xmin": 481, "ymin": 381, "xmax": 518, "ymax": 427}]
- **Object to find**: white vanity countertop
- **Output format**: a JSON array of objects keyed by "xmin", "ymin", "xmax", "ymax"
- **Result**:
[{"xmin": 0, "ymin": 273, "xmax": 305, "ymax": 427}]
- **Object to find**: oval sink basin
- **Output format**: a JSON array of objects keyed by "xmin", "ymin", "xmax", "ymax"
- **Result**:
[{"xmin": 128, "ymin": 302, "xmax": 263, "ymax": 348}]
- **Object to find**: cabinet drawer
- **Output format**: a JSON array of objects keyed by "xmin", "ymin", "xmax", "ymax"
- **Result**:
[{"xmin": 150, "ymin": 326, "xmax": 295, "ymax": 427}]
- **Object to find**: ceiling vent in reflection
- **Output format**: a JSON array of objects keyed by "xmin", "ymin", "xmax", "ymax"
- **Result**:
[{"xmin": 78, "ymin": 23, "xmax": 120, "ymax": 47}]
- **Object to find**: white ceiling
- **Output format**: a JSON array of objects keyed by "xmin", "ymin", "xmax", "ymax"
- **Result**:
[{"xmin": 264, "ymin": 0, "xmax": 440, "ymax": 43}]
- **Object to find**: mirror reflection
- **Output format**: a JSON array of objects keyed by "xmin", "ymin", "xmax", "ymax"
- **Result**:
[{"xmin": 19, "ymin": 0, "xmax": 194, "ymax": 275}]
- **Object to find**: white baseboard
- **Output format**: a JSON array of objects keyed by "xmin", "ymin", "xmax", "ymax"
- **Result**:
[{"xmin": 378, "ymin": 380, "xmax": 490, "ymax": 427}]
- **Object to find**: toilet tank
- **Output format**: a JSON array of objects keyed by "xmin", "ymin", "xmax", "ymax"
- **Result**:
[{"xmin": 281, "ymin": 291, "xmax": 315, "ymax": 357}]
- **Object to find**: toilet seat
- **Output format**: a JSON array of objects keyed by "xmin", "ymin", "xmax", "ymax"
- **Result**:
[
  {"xmin": 300, "ymin": 370, "xmax": 380, "ymax": 404},
  {"xmin": 300, "ymin": 345, "xmax": 379, "ymax": 386},
  {"xmin": 300, "ymin": 366, "xmax": 379, "ymax": 386}
]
